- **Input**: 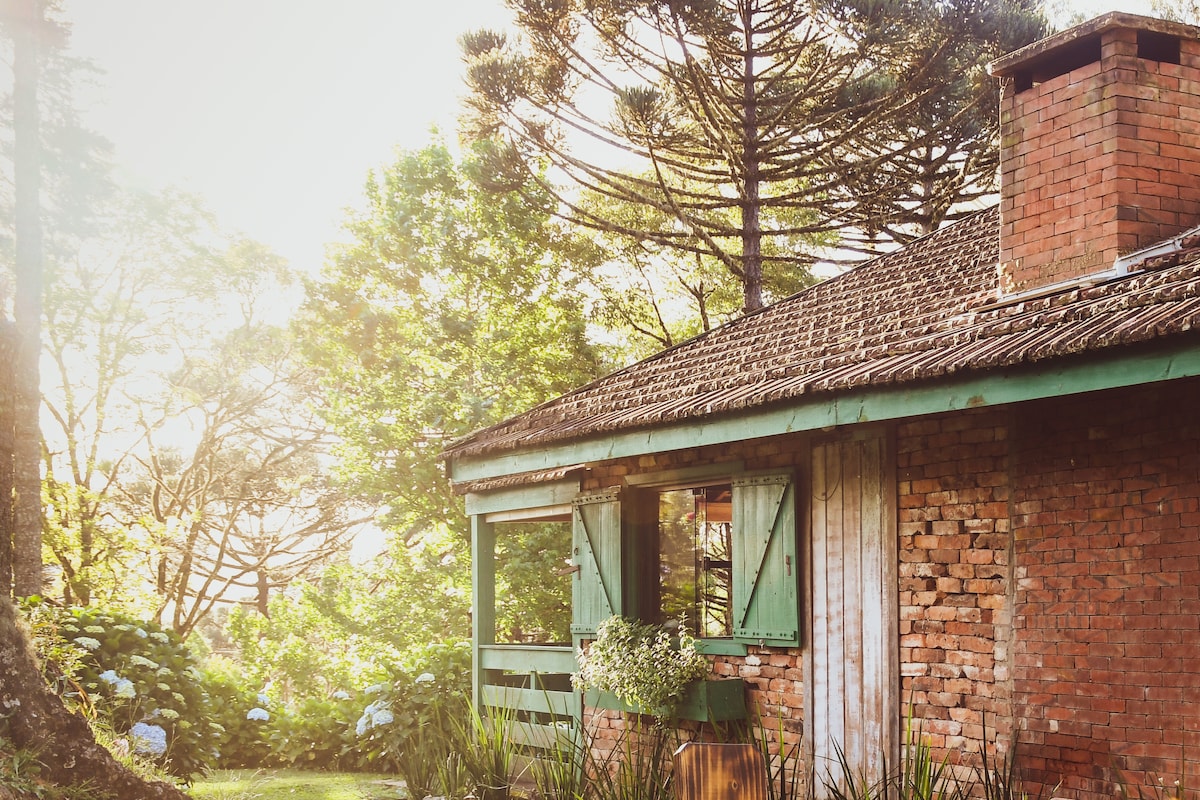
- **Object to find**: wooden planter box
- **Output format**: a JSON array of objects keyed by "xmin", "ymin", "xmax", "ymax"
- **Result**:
[{"xmin": 584, "ymin": 678, "xmax": 747, "ymax": 722}]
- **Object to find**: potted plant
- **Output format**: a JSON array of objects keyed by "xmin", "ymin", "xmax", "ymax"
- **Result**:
[{"xmin": 572, "ymin": 616, "xmax": 745, "ymax": 723}]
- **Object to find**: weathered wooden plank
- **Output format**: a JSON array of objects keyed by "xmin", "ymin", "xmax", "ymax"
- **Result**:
[
  {"xmin": 824, "ymin": 441, "xmax": 847, "ymax": 758},
  {"xmin": 809, "ymin": 443, "xmax": 831, "ymax": 771},
  {"xmin": 674, "ymin": 743, "xmax": 767, "ymax": 800},
  {"xmin": 477, "ymin": 644, "xmax": 576, "ymax": 674},
  {"xmin": 859, "ymin": 436, "xmax": 887, "ymax": 783},
  {"xmin": 842, "ymin": 440, "xmax": 865, "ymax": 771},
  {"xmin": 480, "ymin": 685, "xmax": 577, "ymax": 717}
]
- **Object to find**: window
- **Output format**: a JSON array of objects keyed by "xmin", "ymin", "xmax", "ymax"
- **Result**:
[
  {"xmin": 656, "ymin": 483, "xmax": 734, "ymax": 638},
  {"xmin": 570, "ymin": 471, "xmax": 801, "ymax": 647}
]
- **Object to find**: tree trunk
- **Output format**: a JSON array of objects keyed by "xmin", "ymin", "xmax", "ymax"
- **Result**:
[
  {"xmin": 0, "ymin": 321, "xmax": 16, "ymax": 597},
  {"xmin": 0, "ymin": 596, "xmax": 191, "ymax": 799},
  {"xmin": 11, "ymin": 0, "xmax": 45, "ymax": 598}
]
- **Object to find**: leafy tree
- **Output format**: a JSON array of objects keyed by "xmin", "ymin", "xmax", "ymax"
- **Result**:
[
  {"xmin": 298, "ymin": 139, "xmax": 605, "ymax": 543},
  {"xmin": 461, "ymin": 0, "xmax": 1045, "ymax": 312},
  {"xmin": 40, "ymin": 189, "xmax": 228, "ymax": 608},
  {"xmin": 117, "ymin": 321, "xmax": 369, "ymax": 637},
  {"xmin": 1150, "ymin": 0, "xmax": 1200, "ymax": 21}
]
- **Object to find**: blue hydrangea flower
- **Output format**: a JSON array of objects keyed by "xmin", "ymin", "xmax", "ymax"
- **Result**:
[
  {"xmin": 332, "ymin": 690, "xmax": 351, "ymax": 700},
  {"xmin": 114, "ymin": 679, "xmax": 136, "ymax": 699},
  {"xmin": 257, "ymin": 692, "xmax": 271, "ymax": 705},
  {"xmin": 246, "ymin": 707, "xmax": 270, "ymax": 721},
  {"xmin": 98, "ymin": 669, "xmax": 119, "ymax": 684},
  {"xmin": 371, "ymin": 708, "xmax": 395, "ymax": 726},
  {"xmin": 130, "ymin": 722, "xmax": 167, "ymax": 756}
]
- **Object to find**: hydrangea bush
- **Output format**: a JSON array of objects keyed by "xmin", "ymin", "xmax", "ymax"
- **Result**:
[{"xmin": 21, "ymin": 600, "xmax": 217, "ymax": 780}]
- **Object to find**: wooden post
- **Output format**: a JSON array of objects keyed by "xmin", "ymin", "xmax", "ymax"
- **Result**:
[
  {"xmin": 673, "ymin": 742, "xmax": 768, "ymax": 800},
  {"xmin": 471, "ymin": 514, "xmax": 496, "ymax": 710}
]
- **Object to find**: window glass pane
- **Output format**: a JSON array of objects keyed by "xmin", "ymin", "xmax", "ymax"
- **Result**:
[{"xmin": 657, "ymin": 484, "xmax": 733, "ymax": 638}]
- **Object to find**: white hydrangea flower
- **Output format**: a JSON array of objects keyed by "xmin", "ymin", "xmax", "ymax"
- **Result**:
[
  {"xmin": 128, "ymin": 655, "xmax": 158, "ymax": 669},
  {"xmin": 150, "ymin": 632, "xmax": 169, "ymax": 643},
  {"xmin": 114, "ymin": 679, "xmax": 136, "ymax": 699},
  {"xmin": 415, "ymin": 672, "xmax": 435, "ymax": 683},
  {"xmin": 84, "ymin": 625, "xmax": 106, "ymax": 635},
  {"xmin": 74, "ymin": 637, "xmax": 101, "ymax": 650},
  {"xmin": 332, "ymin": 690, "xmax": 351, "ymax": 700},
  {"xmin": 98, "ymin": 669, "xmax": 120, "ymax": 684}
]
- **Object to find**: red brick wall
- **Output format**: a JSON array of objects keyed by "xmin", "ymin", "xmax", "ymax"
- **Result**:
[
  {"xmin": 998, "ymin": 25, "xmax": 1200, "ymax": 295},
  {"xmin": 1010, "ymin": 379, "xmax": 1200, "ymax": 799},
  {"xmin": 896, "ymin": 409, "xmax": 1013, "ymax": 758}
]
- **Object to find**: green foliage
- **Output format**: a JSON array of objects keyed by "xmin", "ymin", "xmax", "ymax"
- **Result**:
[
  {"xmin": 21, "ymin": 600, "xmax": 216, "ymax": 780},
  {"xmin": 349, "ymin": 641, "xmax": 472, "ymax": 779},
  {"xmin": 226, "ymin": 532, "xmax": 475, "ymax": 701},
  {"xmin": 530, "ymin": 718, "xmax": 678, "ymax": 800},
  {"xmin": 297, "ymin": 138, "xmax": 606, "ymax": 544},
  {"xmin": 264, "ymin": 695, "xmax": 361, "ymax": 771},
  {"xmin": 572, "ymin": 616, "xmax": 709, "ymax": 722},
  {"xmin": 200, "ymin": 660, "xmax": 271, "ymax": 769}
]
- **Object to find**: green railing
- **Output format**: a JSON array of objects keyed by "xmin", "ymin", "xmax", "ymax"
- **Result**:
[{"xmin": 476, "ymin": 644, "xmax": 579, "ymax": 750}]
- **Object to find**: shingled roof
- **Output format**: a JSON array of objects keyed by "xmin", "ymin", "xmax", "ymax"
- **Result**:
[{"xmin": 442, "ymin": 206, "xmax": 1200, "ymax": 463}]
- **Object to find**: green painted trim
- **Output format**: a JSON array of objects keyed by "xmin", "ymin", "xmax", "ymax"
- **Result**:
[
  {"xmin": 624, "ymin": 461, "xmax": 744, "ymax": 488},
  {"xmin": 465, "ymin": 478, "xmax": 581, "ymax": 516},
  {"xmin": 696, "ymin": 639, "xmax": 749, "ymax": 656},
  {"xmin": 478, "ymin": 644, "xmax": 577, "ymax": 673},
  {"xmin": 448, "ymin": 343, "xmax": 1200, "ymax": 484},
  {"xmin": 584, "ymin": 678, "xmax": 747, "ymax": 722}
]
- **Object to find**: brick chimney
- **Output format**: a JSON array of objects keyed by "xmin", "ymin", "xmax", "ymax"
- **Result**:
[{"xmin": 988, "ymin": 13, "xmax": 1200, "ymax": 296}]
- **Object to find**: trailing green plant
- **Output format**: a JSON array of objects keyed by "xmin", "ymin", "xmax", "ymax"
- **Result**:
[{"xmin": 572, "ymin": 616, "xmax": 708, "ymax": 722}]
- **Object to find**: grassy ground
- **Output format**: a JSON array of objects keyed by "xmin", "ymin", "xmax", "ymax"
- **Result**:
[{"xmin": 188, "ymin": 769, "xmax": 406, "ymax": 800}]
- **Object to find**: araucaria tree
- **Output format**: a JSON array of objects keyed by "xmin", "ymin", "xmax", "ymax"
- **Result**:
[{"xmin": 462, "ymin": 0, "xmax": 1045, "ymax": 312}]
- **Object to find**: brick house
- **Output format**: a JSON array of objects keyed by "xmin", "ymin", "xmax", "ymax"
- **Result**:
[{"xmin": 442, "ymin": 13, "xmax": 1200, "ymax": 799}]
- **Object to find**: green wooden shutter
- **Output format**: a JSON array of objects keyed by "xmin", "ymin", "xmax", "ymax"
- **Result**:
[
  {"xmin": 571, "ymin": 488, "xmax": 623, "ymax": 636},
  {"xmin": 732, "ymin": 473, "xmax": 800, "ymax": 646}
]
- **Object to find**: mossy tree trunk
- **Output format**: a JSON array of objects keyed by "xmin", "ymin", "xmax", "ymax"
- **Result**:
[{"xmin": 0, "ymin": 596, "xmax": 191, "ymax": 800}]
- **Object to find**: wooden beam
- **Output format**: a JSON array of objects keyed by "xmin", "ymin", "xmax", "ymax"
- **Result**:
[
  {"xmin": 471, "ymin": 515, "xmax": 496, "ymax": 710},
  {"xmin": 448, "ymin": 343, "xmax": 1200, "ymax": 484}
]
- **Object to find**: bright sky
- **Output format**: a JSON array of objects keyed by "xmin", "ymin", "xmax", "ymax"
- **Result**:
[{"xmin": 61, "ymin": 1, "xmax": 1153, "ymax": 279}]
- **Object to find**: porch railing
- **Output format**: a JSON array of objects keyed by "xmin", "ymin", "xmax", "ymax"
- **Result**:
[{"xmin": 476, "ymin": 643, "xmax": 579, "ymax": 750}]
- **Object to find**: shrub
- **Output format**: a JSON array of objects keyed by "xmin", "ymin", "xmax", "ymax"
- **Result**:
[
  {"xmin": 201, "ymin": 660, "xmax": 273, "ymax": 769},
  {"xmin": 349, "ymin": 640, "xmax": 472, "ymax": 781},
  {"xmin": 21, "ymin": 599, "xmax": 217, "ymax": 780}
]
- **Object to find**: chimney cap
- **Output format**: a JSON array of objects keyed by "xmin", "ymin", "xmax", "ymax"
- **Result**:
[{"xmin": 988, "ymin": 11, "xmax": 1200, "ymax": 78}]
